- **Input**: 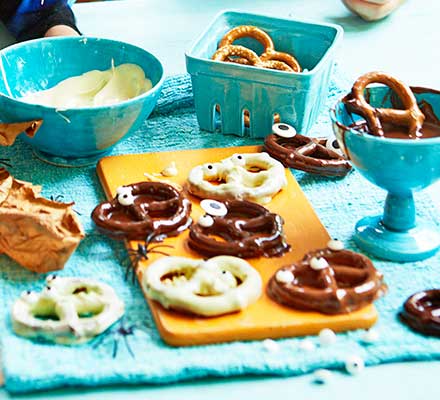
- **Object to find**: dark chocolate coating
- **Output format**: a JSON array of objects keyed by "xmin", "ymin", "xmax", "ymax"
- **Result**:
[
  {"xmin": 188, "ymin": 199, "xmax": 290, "ymax": 258},
  {"xmin": 267, "ymin": 248, "xmax": 387, "ymax": 315},
  {"xmin": 264, "ymin": 134, "xmax": 352, "ymax": 177},
  {"xmin": 400, "ymin": 289, "xmax": 440, "ymax": 337},
  {"xmin": 91, "ymin": 181, "xmax": 192, "ymax": 240}
]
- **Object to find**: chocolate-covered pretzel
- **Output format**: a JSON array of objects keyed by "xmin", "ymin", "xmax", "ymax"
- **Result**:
[
  {"xmin": 188, "ymin": 199, "xmax": 290, "ymax": 258},
  {"xmin": 267, "ymin": 246, "xmax": 387, "ymax": 314},
  {"xmin": 92, "ymin": 181, "xmax": 192, "ymax": 240},
  {"xmin": 343, "ymin": 71, "xmax": 425, "ymax": 138},
  {"xmin": 264, "ymin": 126, "xmax": 352, "ymax": 177},
  {"xmin": 400, "ymin": 290, "xmax": 440, "ymax": 337}
]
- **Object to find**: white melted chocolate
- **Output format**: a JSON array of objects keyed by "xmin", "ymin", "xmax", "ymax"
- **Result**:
[{"xmin": 20, "ymin": 63, "xmax": 153, "ymax": 108}]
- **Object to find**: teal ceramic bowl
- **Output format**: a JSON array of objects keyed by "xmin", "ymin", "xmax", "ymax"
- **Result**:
[
  {"xmin": 0, "ymin": 37, "xmax": 164, "ymax": 166},
  {"xmin": 331, "ymin": 86, "xmax": 440, "ymax": 262},
  {"xmin": 186, "ymin": 10, "xmax": 343, "ymax": 138}
]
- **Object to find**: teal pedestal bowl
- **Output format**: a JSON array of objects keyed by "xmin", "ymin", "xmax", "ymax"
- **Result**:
[
  {"xmin": 0, "ymin": 37, "xmax": 164, "ymax": 166},
  {"xmin": 331, "ymin": 86, "xmax": 440, "ymax": 262}
]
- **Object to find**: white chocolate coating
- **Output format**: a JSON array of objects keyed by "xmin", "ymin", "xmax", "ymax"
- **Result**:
[
  {"xmin": 187, "ymin": 153, "xmax": 287, "ymax": 204},
  {"xmin": 142, "ymin": 255, "xmax": 262, "ymax": 317},
  {"xmin": 20, "ymin": 63, "xmax": 152, "ymax": 108},
  {"xmin": 11, "ymin": 276, "xmax": 124, "ymax": 345}
]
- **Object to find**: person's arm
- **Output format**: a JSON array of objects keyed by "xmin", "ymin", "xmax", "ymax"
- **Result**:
[{"xmin": 16, "ymin": 3, "xmax": 80, "ymax": 41}]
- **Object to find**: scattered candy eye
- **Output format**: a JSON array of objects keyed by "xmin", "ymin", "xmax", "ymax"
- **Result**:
[
  {"xmin": 318, "ymin": 328, "xmax": 337, "ymax": 347},
  {"xmin": 46, "ymin": 274, "xmax": 57, "ymax": 282},
  {"xmin": 275, "ymin": 269, "xmax": 294, "ymax": 284},
  {"xmin": 272, "ymin": 123, "xmax": 296, "ymax": 138},
  {"xmin": 361, "ymin": 329, "xmax": 379, "ymax": 344},
  {"xmin": 313, "ymin": 368, "xmax": 332, "ymax": 384},
  {"xmin": 200, "ymin": 199, "xmax": 227, "ymax": 217},
  {"xmin": 198, "ymin": 214, "xmax": 214, "ymax": 228},
  {"xmin": 299, "ymin": 339, "xmax": 316, "ymax": 351},
  {"xmin": 325, "ymin": 137, "xmax": 343, "ymax": 155},
  {"xmin": 345, "ymin": 355, "xmax": 365, "ymax": 375},
  {"xmin": 327, "ymin": 239, "xmax": 344, "ymax": 251},
  {"xmin": 231, "ymin": 154, "xmax": 245, "ymax": 166},
  {"xmin": 310, "ymin": 257, "xmax": 329, "ymax": 271},
  {"xmin": 263, "ymin": 338, "xmax": 280, "ymax": 353}
]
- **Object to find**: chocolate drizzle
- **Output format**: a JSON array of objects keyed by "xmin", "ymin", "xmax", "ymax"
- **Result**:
[
  {"xmin": 91, "ymin": 181, "xmax": 192, "ymax": 240},
  {"xmin": 267, "ymin": 247, "xmax": 387, "ymax": 314},
  {"xmin": 188, "ymin": 199, "xmax": 290, "ymax": 258}
]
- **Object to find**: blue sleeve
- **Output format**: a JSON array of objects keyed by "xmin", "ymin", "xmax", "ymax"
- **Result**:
[{"xmin": 7, "ymin": 0, "xmax": 79, "ymax": 40}]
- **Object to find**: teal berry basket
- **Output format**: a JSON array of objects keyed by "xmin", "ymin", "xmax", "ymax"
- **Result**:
[{"xmin": 185, "ymin": 10, "xmax": 343, "ymax": 138}]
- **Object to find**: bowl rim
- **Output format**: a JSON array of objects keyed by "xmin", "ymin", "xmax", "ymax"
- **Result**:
[
  {"xmin": 185, "ymin": 9, "xmax": 344, "ymax": 77},
  {"xmin": 330, "ymin": 89, "xmax": 440, "ymax": 145},
  {"xmin": 0, "ymin": 36, "xmax": 166, "ymax": 112}
]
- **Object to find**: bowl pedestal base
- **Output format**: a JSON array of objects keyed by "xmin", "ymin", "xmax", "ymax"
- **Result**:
[
  {"xmin": 354, "ymin": 215, "xmax": 440, "ymax": 262},
  {"xmin": 34, "ymin": 149, "xmax": 111, "ymax": 168}
]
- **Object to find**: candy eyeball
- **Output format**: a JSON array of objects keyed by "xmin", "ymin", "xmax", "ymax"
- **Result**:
[
  {"xmin": 203, "ymin": 163, "xmax": 218, "ymax": 177},
  {"xmin": 275, "ymin": 269, "xmax": 294, "ymax": 284},
  {"xmin": 263, "ymin": 338, "xmax": 280, "ymax": 353},
  {"xmin": 313, "ymin": 369, "xmax": 332, "ymax": 384},
  {"xmin": 272, "ymin": 123, "xmax": 296, "ymax": 138},
  {"xmin": 345, "ymin": 355, "xmax": 365, "ymax": 375},
  {"xmin": 200, "ymin": 199, "xmax": 227, "ymax": 217},
  {"xmin": 298, "ymin": 339, "xmax": 316, "ymax": 351},
  {"xmin": 231, "ymin": 153, "xmax": 246, "ymax": 166},
  {"xmin": 116, "ymin": 186, "xmax": 135, "ymax": 206},
  {"xmin": 318, "ymin": 328, "xmax": 337, "ymax": 347},
  {"xmin": 325, "ymin": 137, "xmax": 343, "ymax": 155},
  {"xmin": 310, "ymin": 257, "xmax": 329, "ymax": 271},
  {"xmin": 361, "ymin": 329, "xmax": 380, "ymax": 344},
  {"xmin": 198, "ymin": 214, "xmax": 214, "ymax": 228},
  {"xmin": 327, "ymin": 239, "xmax": 344, "ymax": 251},
  {"xmin": 46, "ymin": 274, "xmax": 57, "ymax": 283}
]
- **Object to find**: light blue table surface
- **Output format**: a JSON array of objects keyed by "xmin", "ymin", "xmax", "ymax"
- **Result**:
[{"xmin": 1, "ymin": 0, "xmax": 439, "ymax": 398}]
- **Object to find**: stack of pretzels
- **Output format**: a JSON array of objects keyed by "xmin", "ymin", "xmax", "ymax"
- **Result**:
[{"xmin": 212, "ymin": 25, "xmax": 302, "ymax": 73}]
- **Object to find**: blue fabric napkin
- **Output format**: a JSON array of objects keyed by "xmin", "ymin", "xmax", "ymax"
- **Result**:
[{"xmin": 1, "ymin": 71, "xmax": 439, "ymax": 394}]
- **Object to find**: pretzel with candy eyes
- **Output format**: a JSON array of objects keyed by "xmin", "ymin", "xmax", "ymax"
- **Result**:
[
  {"xmin": 344, "ymin": 71, "xmax": 425, "ymax": 137},
  {"xmin": 188, "ymin": 199, "xmax": 290, "ymax": 258},
  {"xmin": 267, "ymin": 240, "xmax": 387, "ymax": 314},
  {"xmin": 11, "ymin": 275, "xmax": 124, "ymax": 344},
  {"xmin": 187, "ymin": 152, "xmax": 287, "ymax": 204},
  {"xmin": 142, "ymin": 255, "xmax": 262, "ymax": 317},
  {"xmin": 91, "ymin": 181, "xmax": 192, "ymax": 240},
  {"xmin": 264, "ymin": 123, "xmax": 352, "ymax": 177}
]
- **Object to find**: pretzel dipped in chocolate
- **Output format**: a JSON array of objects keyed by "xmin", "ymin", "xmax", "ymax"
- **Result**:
[
  {"xmin": 212, "ymin": 45, "xmax": 294, "ymax": 72},
  {"xmin": 343, "ymin": 71, "xmax": 425, "ymax": 138},
  {"xmin": 267, "ymin": 240, "xmax": 387, "ymax": 314},
  {"xmin": 264, "ymin": 123, "xmax": 352, "ymax": 177},
  {"xmin": 91, "ymin": 181, "xmax": 192, "ymax": 241},
  {"xmin": 187, "ymin": 152, "xmax": 287, "ymax": 204},
  {"xmin": 400, "ymin": 290, "xmax": 440, "ymax": 337},
  {"xmin": 188, "ymin": 199, "xmax": 290, "ymax": 258}
]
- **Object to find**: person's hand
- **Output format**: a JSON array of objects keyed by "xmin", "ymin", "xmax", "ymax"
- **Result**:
[
  {"xmin": 45, "ymin": 25, "xmax": 79, "ymax": 37},
  {"xmin": 342, "ymin": 0, "xmax": 405, "ymax": 21}
]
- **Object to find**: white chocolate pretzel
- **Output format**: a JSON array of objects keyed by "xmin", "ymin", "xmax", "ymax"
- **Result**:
[
  {"xmin": 142, "ymin": 256, "xmax": 262, "ymax": 317},
  {"xmin": 187, "ymin": 153, "xmax": 287, "ymax": 204},
  {"xmin": 11, "ymin": 276, "xmax": 124, "ymax": 344}
]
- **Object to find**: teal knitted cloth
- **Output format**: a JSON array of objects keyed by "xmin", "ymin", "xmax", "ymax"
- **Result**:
[{"xmin": 1, "ymin": 72, "xmax": 439, "ymax": 394}]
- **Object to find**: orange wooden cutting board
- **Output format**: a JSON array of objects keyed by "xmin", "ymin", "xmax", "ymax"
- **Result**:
[{"xmin": 96, "ymin": 146, "xmax": 377, "ymax": 346}]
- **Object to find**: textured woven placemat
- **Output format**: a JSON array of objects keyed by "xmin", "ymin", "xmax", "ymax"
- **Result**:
[{"xmin": 0, "ymin": 71, "xmax": 439, "ymax": 394}]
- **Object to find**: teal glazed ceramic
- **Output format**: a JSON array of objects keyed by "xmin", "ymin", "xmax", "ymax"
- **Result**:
[
  {"xmin": 186, "ymin": 10, "xmax": 343, "ymax": 138},
  {"xmin": 0, "ymin": 37, "xmax": 164, "ymax": 166},
  {"xmin": 331, "ymin": 86, "xmax": 440, "ymax": 262}
]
